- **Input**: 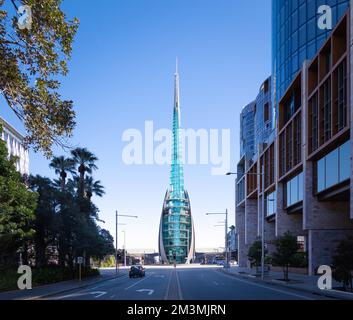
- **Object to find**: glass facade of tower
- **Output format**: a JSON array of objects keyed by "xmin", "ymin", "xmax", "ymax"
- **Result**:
[
  {"xmin": 159, "ymin": 68, "xmax": 195, "ymax": 265},
  {"xmin": 240, "ymin": 102, "xmax": 255, "ymax": 161},
  {"xmin": 254, "ymin": 77, "xmax": 274, "ymax": 154},
  {"xmin": 272, "ymin": 0, "xmax": 349, "ymax": 105}
]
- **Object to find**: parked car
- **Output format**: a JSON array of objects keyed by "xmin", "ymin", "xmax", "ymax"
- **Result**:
[{"xmin": 129, "ymin": 265, "xmax": 145, "ymax": 278}]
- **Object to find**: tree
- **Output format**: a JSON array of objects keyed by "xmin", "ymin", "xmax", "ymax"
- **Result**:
[
  {"xmin": 0, "ymin": 127, "xmax": 37, "ymax": 269},
  {"xmin": 81, "ymin": 176, "xmax": 105, "ymax": 201},
  {"xmin": 28, "ymin": 175, "xmax": 58, "ymax": 267},
  {"xmin": 332, "ymin": 237, "xmax": 353, "ymax": 292},
  {"xmin": 271, "ymin": 231, "xmax": 300, "ymax": 282},
  {"xmin": 71, "ymin": 148, "xmax": 98, "ymax": 198},
  {"xmin": 49, "ymin": 156, "xmax": 75, "ymax": 190},
  {"xmin": 0, "ymin": 0, "xmax": 79, "ymax": 156},
  {"xmin": 93, "ymin": 228, "xmax": 115, "ymax": 260},
  {"xmin": 248, "ymin": 239, "xmax": 265, "ymax": 268}
]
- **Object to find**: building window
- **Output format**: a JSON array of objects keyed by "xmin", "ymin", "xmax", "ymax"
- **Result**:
[
  {"xmin": 264, "ymin": 103, "xmax": 269, "ymax": 122},
  {"xmin": 310, "ymin": 93, "xmax": 319, "ymax": 152},
  {"xmin": 337, "ymin": 60, "xmax": 347, "ymax": 131},
  {"xmin": 236, "ymin": 177, "xmax": 245, "ymax": 205},
  {"xmin": 266, "ymin": 191, "xmax": 276, "ymax": 217},
  {"xmin": 279, "ymin": 133, "xmax": 285, "ymax": 177},
  {"xmin": 286, "ymin": 123, "xmax": 293, "ymax": 171},
  {"xmin": 293, "ymin": 114, "xmax": 301, "ymax": 166},
  {"xmin": 316, "ymin": 141, "xmax": 350, "ymax": 193},
  {"xmin": 286, "ymin": 172, "xmax": 304, "ymax": 208},
  {"xmin": 322, "ymin": 79, "xmax": 332, "ymax": 142}
]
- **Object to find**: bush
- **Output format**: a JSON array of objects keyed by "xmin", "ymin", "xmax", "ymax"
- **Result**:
[
  {"xmin": 0, "ymin": 269, "xmax": 18, "ymax": 292},
  {"xmin": 291, "ymin": 252, "xmax": 308, "ymax": 268},
  {"xmin": 332, "ymin": 237, "xmax": 353, "ymax": 292},
  {"xmin": 0, "ymin": 266, "xmax": 100, "ymax": 292},
  {"xmin": 271, "ymin": 231, "xmax": 300, "ymax": 281},
  {"xmin": 100, "ymin": 255, "xmax": 116, "ymax": 268},
  {"xmin": 248, "ymin": 239, "xmax": 267, "ymax": 268}
]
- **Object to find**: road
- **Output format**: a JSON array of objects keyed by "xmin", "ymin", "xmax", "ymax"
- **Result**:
[{"xmin": 43, "ymin": 267, "xmax": 332, "ymax": 300}]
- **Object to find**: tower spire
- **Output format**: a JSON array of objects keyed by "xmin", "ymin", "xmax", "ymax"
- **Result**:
[{"xmin": 174, "ymin": 58, "xmax": 180, "ymax": 111}]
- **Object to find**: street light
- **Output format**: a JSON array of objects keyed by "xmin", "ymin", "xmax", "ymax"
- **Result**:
[
  {"xmin": 226, "ymin": 168, "xmax": 266, "ymax": 280},
  {"xmin": 206, "ymin": 210, "xmax": 230, "ymax": 268},
  {"xmin": 115, "ymin": 211, "xmax": 138, "ymax": 274},
  {"xmin": 122, "ymin": 230, "xmax": 127, "ymax": 267}
]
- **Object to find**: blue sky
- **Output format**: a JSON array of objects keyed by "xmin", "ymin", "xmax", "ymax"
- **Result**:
[{"xmin": 0, "ymin": 0, "xmax": 271, "ymax": 251}]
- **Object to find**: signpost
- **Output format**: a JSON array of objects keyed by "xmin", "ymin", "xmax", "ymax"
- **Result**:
[{"xmin": 77, "ymin": 257, "xmax": 84, "ymax": 281}]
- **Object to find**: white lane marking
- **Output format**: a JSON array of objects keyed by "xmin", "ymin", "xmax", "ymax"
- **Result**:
[
  {"xmin": 124, "ymin": 275, "xmax": 152, "ymax": 291},
  {"xmin": 216, "ymin": 270, "xmax": 314, "ymax": 300},
  {"xmin": 136, "ymin": 289, "xmax": 154, "ymax": 296},
  {"xmin": 54, "ymin": 291, "xmax": 106, "ymax": 300},
  {"xmin": 91, "ymin": 291, "xmax": 107, "ymax": 298},
  {"xmin": 175, "ymin": 270, "xmax": 183, "ymax": 300},
  {"xmin": 164, "ymin": 270, "xmax": 173, "ymax": 300}
]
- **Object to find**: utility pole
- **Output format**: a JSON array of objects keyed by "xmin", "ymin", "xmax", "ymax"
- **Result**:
[
  {"xmin": 261, "ymin": 165, "xmax": 265, "ymax": 280},
  {"xmin": 206, "ymin": 210, "xmax": 230, "ymax": 268},
  {"xmin": 115, "ymin": 211, "xmax": 138, "ymax": 274},
  {"xmin": 115, "ymin": 210, "xmax": 118, "ymax": 275},
  {"xmin": 225, "ymin": 209, "xmax": 229, "ymax": 268},
  {"xmin": 122, "ymin": 230, "xmax": 127, "ymax": 267}
]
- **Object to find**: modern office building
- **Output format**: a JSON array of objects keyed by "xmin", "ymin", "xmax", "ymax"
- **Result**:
[
  {"xmin": 254, "ymin": 77, "xmax": 275, "ymax": 156},
  {"xmin": 240, "ymin": 102, "xmax": 256, "ymax": 162},
  {"xmin": 0, "ymin": 117, "xmax": 29, "ymax": 175},
  {"xmin": 236, "ymin": 6, "xmax": 353, "ymax": 274},
  {"xmin": 272, "ymin": 0, "xmax": 350, "ymax": 109},
  {"xmin": 236, "ymin": 78, "xmax": 274, "ymax": 206},
  {"xmin": 158, "ymin": 64, "xmax": 195, "ymax": 264}
]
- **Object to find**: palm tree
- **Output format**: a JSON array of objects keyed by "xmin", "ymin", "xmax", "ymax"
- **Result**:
[
  {"xmin": 71, "ymin": 148, "xmax": 98, "ymax": 198},
  {"xmin": 71, "ymin": 176, "xmax": 105, "ymax": 200},
  {"xmin": 84, "ymin": 176, "xmax": 105, "ymax": 200},
  {"xmin": 49, "ymin": 156, "xmax": 76, "ymax": 190}
]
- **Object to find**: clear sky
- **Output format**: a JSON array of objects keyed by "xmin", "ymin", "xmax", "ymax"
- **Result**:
[{"xmin": 0, "ymin": 0, "xmax": 271, "ymax": 251}]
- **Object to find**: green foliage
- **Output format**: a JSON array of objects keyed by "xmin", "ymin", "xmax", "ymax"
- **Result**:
[
  {"xmin": 0, "ymin": 266, "xmax": 100, "ymax": 292},
  {"xmin": 100, "ymin": 255, "xmax": 116, "ymax": 268},
  {"xmin": 0, "ymin": 129, "xmax": 37, "ymax": 268},
  {"xmin": 0, "ymin": 142, "xmax": 114, "ymax": 287},
  {"xmin": 332, "ymin": 237, "xmax": 353, "ymax": 292},
  {"xmin": 29, "ymin": 148, "xmax": 114, "ymax": 269},
  {"xmin": 291, "ymin": 252, "xmax": 308, "ymax": 268},
  {"xmin": 248, "ymin": 239, "xmax": 265, "ymax": 267},
  {"xmin": 0, "ymin": 0, "xmax": 79, "ymax": 156},
  {"xmin": 271, "ymin": 231, "xmax": 300, "ymax": 281}
]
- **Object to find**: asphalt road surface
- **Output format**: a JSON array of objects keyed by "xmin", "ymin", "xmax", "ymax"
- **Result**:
[{"xmin": 43, "ymin": 267, "xmax": 332, "ymax": 300}]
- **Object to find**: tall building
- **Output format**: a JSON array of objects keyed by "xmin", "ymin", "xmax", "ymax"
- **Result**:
[
  {"xmin": 236, "ymin": 5, "xmax": 353, "ymax": 275},
  {"xmin": 254, "ymin": 77, "xmax": 274, "ymax": 154},
  {"xmin": 158, "ymin": 63, "xmax": 195, "ymax": 264},
  {"xmin": 272, "ymin": 0, "xmax": 350, "ymax": 108},
  {"xmin": 240, "ymin": 102, "xmax": 255, "ymax": 161},
  {"xmin": 0, "ymin": 117, "xmax": 29, "ymax": 175}
]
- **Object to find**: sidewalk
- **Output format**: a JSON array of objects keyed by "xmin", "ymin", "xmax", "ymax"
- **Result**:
[
  {"xmin": 0, "ymin": 269, "xmax": 126, "ymax": 300},
  {"xmin": 219, "ymin": 266, "xmax": 353, "ymax": 300}
]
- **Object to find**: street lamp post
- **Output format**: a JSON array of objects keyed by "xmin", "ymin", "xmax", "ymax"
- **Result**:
[
  {"xmin": 226, "ymin": 170, "xmax": 266, "ymax": 280},
  {"xmin": 206, "ymin": 210, "xmax": 229, "ymax": 268},
  {"xmin": 122, "ymin": 230, "xmax": 127, "ymax": 267},
  {"xmin": 115, "ymin": 211, "xmax": 138, "ymax": 274}
]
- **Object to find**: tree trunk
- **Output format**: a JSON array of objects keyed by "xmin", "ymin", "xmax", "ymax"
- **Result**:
[
  {"xmin": 78, "ymin": 164, "xmax": 85, "ymax": 198},
  {"xmin": 60, "ymin": 171, "xmax": 67, "ymax": 191}
]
